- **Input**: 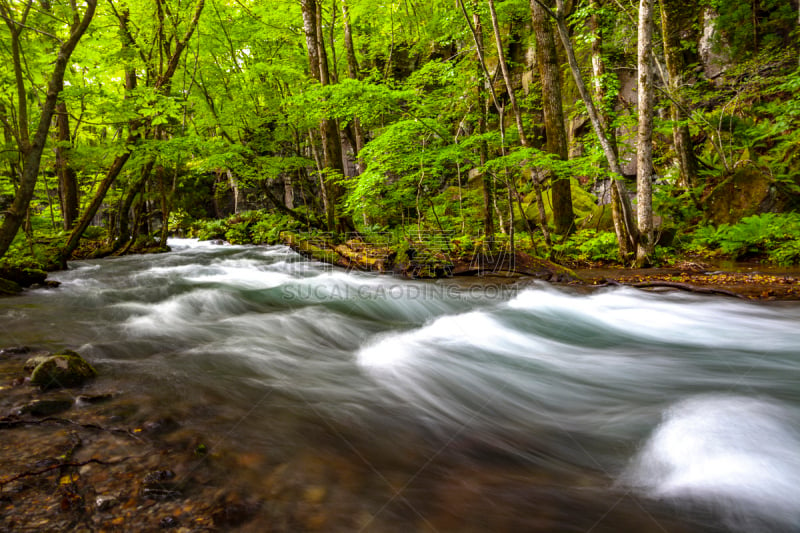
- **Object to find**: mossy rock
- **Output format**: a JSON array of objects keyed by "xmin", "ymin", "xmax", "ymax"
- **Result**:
[
  {"xmin": 29, "ymin": 350, "xmax": 97, "ymax": 389},
  {"xmin": 23, "ymin": 353, "xmax": 53, "ymax": 372},
  {"xmin": 704, "ymin": 166, "xmax": 773, "ymax": 225},
  {"xmin": 0, "ymin": 277, "xmax": 22, "ymax": 295},
  {"xmin": 0, "ymin": 267, "xmax": 47, "ymax": 287}
]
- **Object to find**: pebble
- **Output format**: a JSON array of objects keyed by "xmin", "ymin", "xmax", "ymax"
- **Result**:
[{"xmin": 96, "ymin": 495, "xmax": 119, "ymax": 511}]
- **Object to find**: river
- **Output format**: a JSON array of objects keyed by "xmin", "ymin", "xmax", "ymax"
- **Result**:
[{"xmin": 2, "ymin": 239, "xmax": 799, "ymax": 532}]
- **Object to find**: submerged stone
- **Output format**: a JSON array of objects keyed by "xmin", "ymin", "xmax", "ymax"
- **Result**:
[
  {"xmin": 29, "ymin": 350, "xmax": 97, "ymax": 389},
  {"xmin": 1, "ymin": 346, "xmax": 30, "ymax": 356},
  {"xmin": 19, "ymin": 398, "xmax": 73, "ymax": 417}
]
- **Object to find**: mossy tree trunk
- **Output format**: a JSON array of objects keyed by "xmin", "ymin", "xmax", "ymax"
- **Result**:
[
  {"xmin": 530, "ymin": 0, "xmax": 574, "ymax": 236},
  {"xmin": 55, "ymin": 101, "xmax": 79, "ymax": 230}
]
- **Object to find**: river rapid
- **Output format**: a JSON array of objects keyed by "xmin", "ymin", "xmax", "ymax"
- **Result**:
[{"xmin": 2, "ymin": 239, "xmax": 799, "ymax": 532}]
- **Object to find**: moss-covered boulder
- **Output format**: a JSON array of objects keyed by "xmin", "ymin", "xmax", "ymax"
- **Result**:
[
  {"xmin": 0, "ymin": 267, "xmax": 47, "ymax": 287},
  {"xmin": 0, "ymin": 277, "xmax": 22, "ymax": 295},
  {"xmin": 23, "ymin": 353, "xmax": 53, "ymax": 372},
  {"xmin": 704, "ymin": 166, "xmax": 774, "ymax": 225},
  {"xmin": 29, "ymin": 350, "xmax": 97, "ymax": 389}
]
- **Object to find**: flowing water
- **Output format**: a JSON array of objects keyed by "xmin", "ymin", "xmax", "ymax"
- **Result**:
[{"xmin": 2, "ymin": 239, "xmax": 800, "ymax": 532}]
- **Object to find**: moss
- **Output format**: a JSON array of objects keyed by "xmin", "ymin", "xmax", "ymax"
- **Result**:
[
  {"xmin": 29, "ymin": 350, "xmax": 97, "ymax": 389},
  {"xmin": 0, "ymin": 277, "xmax": 22, "ymax": 295},
  {"xmin": 0, "ymin": 267, "xmax": 47, "ymax": 287}
]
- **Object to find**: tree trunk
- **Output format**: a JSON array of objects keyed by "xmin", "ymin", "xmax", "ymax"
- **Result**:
[
  {"xmin": 588, "ymin": 0, "xmax": 632, "ymax": 258},
  {"xmin": 530, "ymin": 0, "xmax": 574, "ymax": 235},
  {"xmin": 62, "ymin": 0, "xmax": 204, "ymax": 260},
  {"xmin": 62, "ymin": 151, "xmax": 133, "ymax": 258},
  {"xmin": 341, "ymin": 0, "xmax": 365, "ymax": 172},
  {"xmin": 302, "ymin": 0, "xmax": 350, "ymax": 232},
  {"xmin": 471, "ymin": 0, "xmax": 495, "ymax": 245},
  {"xmin": 0, "ymin": 1, "xmax": 97, "ymax": 260},
  {"xmin": 284, "ymin": 173, "xmax": 295, "ymax": 209},
  {"xmin": 636, "ymin": 0, "xmax": 655, "ymax": 266},
  {"xmin": 340, "ymin": 0, "xmax": 360, "ymax": 79},
  {"xmin": 115, "ymin": 161, "xmax": 153, "ymax": 251},
  {"xmin": 486, "ymin": 0, "xmax": 529, "ymax": 147},
  {"xmin": 660, "ymin": 0, "xmax": 698, "ymax": 189},
  {"xmin": 54, "ymin": 101, "xmax": 79, "ymax": 229},
  {"xmin": 226, "ymin": 168, "xmax": 240, "ymax": 214},
  {"xmin": 535, "ymin": 0, "xmax": 638, "ymax": 259}
]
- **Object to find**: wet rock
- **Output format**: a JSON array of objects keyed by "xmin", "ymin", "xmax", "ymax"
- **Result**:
[
  {"xmin": 23, "ymin": 353, "xmax": 53, "ymax": 373},
  {"xmin": 142, "ymin": 487, "xmax": 182, "ymax": 500},
  {"xmin": 95, "ymin": 494, "xmax": 119, "ymax": 511},
  {"xmin": 29, "ymin": 350, "xmax": 97, "ymax": 389},
  {"xmin": 210, "ymin": 493, "xmax": 259, "ymax": 528},
  {"xmin": 142, "ymin": 417, "xmax": 180, "ymax": 436},
  {"xmin": 19, "ymin": 399, "xmax": 73, "ymax": 417},
  {"xmin": 76, "ymin": 393, "xmax": 114, "ymax": 405},
  {"xmin": 142, "ymin": 470, "xmax": 181, "ymax": 500},
  {"xmin": 0, "ymin": 267, "xmax": 47, "ymax": 287},
  {"xmin": 0, "ymin": 278, "xmax": 22, "ymax": 295},
  {"xmin": 30, "ymin": 280, "xmax": 61, "ymax": 289},
  {"xmin": 144, "ymin": 470, "xmax": 176, "ymax": 485},
  {"xmin": 160, "ymin": 516, "xmax": 179, "ymax": 529},
  {"xmin": 0, "ymin": 346, "xmax": 30, "ymax": 356}
]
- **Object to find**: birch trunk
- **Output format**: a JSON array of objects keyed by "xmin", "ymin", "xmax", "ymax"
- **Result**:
[{"xmin": 636, "ymin": 0, "xmax": 655, "ymax": 265}]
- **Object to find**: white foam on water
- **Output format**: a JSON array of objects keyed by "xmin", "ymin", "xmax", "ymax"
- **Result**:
[
  {"xmin": 167, "ymin": 238, "xmax": 219, "ymax": 249},
  {"xmin": 507, "ymin": 286, "xmax": 800, "ymax": 351},
  {"xmin": 117, "ymin": 289, "xmax": 247, "ymax": 337},
  {"xmin": 623, "ymin": 395, "xmax": 800, "ymax": 531}
]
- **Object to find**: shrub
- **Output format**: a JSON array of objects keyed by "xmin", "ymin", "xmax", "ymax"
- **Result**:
[
  {"xmin": 553, "ymin": 229, "xmax": 619, "ymax": 263},
  {"xmin": 686, "ymin": 212, "xmax": 800, "ymax": 263}
]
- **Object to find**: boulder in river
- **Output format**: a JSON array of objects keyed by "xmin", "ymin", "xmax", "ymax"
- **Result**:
[
  {"xmin": 29, "ymin": 350, "xmax": 97, "ymax": 389},
  {"xmin": 23, "ymin": 353, "xmax": 53, "ymax": 372},
  {"xmin": 0, "ymin": 266, "xmax": 47, "ymax": 287},
  {"xmin": 0, "ymin": 277, "xmax": 22, "ymax": 295}
]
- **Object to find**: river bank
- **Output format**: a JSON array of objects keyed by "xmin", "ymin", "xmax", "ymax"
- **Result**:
[{"xmin": 3, "ymin": 233, "xmax": 799, "ymax": 301}]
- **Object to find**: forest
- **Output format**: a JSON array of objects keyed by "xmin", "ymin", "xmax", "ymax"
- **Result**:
[
  {"xmin": 1, "ymin": 0, "xmax": 799, "ymax": 286},
  {"xmin": 3, "ymin": 2, "xmax": 800, "ymax": 530}
]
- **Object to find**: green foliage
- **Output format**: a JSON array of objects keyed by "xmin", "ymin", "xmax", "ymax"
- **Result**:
[
  {"xmin": 194, "ymin": 220, "xmax": 228, "ymax": 241},
  {"xmin": 224, "ymin": 223, "xmax": 251, "ymax": 245},
  {"xmin": 711, "ymin": 0, "xmax": 796, "ymax": 58},
  {"xmin": 553, "ymin": 230, "xmax": 619, "ymax": 263},
  {"xmin": 686, "ymin": 213, "xmax": 800, "ymax": 264},
  {"xmin": 82, "ymin": 226, "xmax": 107, "ymax": 241}
]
